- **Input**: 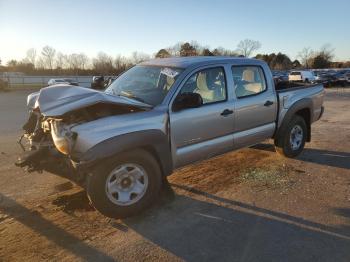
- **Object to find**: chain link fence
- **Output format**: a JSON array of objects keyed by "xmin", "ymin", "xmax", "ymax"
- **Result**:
[{"xmin": 0, "ymin": 75, "xmax": 94, "ymax": 89}]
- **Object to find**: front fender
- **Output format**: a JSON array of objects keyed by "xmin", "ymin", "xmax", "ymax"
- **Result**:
[{"xmin": 76, "ymin": 129, "xmax": 173, "ymax": 176}]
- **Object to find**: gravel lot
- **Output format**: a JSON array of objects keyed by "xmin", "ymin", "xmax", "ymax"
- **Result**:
[{"xmin": 0, "ymin": 88, "xmax": 349, "ymax": 262}]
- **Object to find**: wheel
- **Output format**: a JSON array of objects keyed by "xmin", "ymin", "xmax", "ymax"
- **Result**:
[
  {"xmin": 304, "ymin": 78, "xmax": 309, "ymax": 83},
  {"xmin": 275, "ymin": 115, "xmax": 307, "ymax": 158},
  {"xmin": 87, "ymin": 149, "xmax": 162, "ymax": 218}
]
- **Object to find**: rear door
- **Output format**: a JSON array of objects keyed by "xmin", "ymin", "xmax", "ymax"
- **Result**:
[
  {"xmin": 231, "ymin": 65, "xmax": 277, "ymax": 148},
  {"xmin": 169, "ymin": 65, "xmax": 234, "ymax": 168}
]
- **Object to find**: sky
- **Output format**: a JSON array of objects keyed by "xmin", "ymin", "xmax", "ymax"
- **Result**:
[{"xmin": 0, "ymin": 0, "xmax": 349, "ymax": 64}]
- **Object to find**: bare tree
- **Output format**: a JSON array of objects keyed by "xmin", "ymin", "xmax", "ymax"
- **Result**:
[
  {"xmin": 93, "ymin": 52, "xmax": 114, "ymax": 74},
  {"xmin": 77, "ymin": 53, "xmax": 89, "ymax": 70},
  {"xmin": 236, "ymin": 39, "xmax": 261, "ymax": 57},
  {"xmin": 131, "ymin": 51, "xmax": 150, "ymax": 64},
  {"xmin": 25, "ymin": 48, "xmax": 37, "ymax": 66},
  {"xmin": 41, "ymin": 46, "xmax": 56, "ymax": 69},
  {"xmin": 36, "ymin": 57, "xmax": 45, "ymax": 69},
  {"xmin": 55, "ymin": 52, "xmax": 68, "ymax": 69},
  {"xmin": 297, "ymin": 47, "xmax": 314, "ymax": 68}
]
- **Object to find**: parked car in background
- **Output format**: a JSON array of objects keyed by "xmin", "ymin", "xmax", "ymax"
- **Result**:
[
  {"xmin": 91, "ymin": 76, "xmax": 116, "ymax": 89},
  {"xmin": 272, "ymin": 70, "xmax": 289, "ymax": 83},
  {"xmin": 345, "ymin": 72, "xmax": 350, "ymax": 84},
  {"xmin": 333, "ymin": 71, "xmax": 350, "ymax": 86},
  {"xmin": 48, "ymin": 78, "xmax": 79, "ymax": 86},
  {"xmin": 63, "ymin": 78, "xmax": 79, "ymax": 86},
  {"xmin": 289, "ymin": 70, "xmax": 316, "ymax": 83}
]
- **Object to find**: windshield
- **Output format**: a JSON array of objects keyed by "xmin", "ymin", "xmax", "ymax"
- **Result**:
[{"xmin": 105, "ymin": 65, "xmax": 183, "ymax": 106}]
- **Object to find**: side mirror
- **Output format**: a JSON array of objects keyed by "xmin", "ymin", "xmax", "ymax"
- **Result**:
[{"xmin": 173, "ymin": 92, "xmax": 203, "ymax": 112}]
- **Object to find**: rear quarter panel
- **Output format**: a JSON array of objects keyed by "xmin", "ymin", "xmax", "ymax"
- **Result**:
[{"xmin": 277, "ymin": 84, "xmax": 324, "ymax": 128}]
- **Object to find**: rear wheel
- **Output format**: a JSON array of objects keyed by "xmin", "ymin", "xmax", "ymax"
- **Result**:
[
  {"xmin": 87, "ymin": 149, "xmax": 162, "ymax": 218},
  {"xmin": 275, "ymin": 115, "xmax": 307, "ymax": 158}
]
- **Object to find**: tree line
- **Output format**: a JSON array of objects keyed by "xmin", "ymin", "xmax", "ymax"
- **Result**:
[{"xmin": 1, "ymin": 40, "xmax": 348, "ymax": 76}]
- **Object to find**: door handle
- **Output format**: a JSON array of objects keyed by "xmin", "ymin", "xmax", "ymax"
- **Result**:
[
  {"xmin": 264, "ymin": 100, "xmax": 274, "ymax": 106},
  {"xmin": 221, "ymin": 109, "xmax": 234, "ymax": 116}
]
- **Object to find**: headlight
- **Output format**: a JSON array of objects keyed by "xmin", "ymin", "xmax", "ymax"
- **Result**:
[{"xmin": 50, "ymin": 121, "xmax": 76, "ymax": 155}]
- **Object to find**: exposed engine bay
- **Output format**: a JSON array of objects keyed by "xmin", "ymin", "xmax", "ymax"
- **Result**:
[{"xmin": 15, "ymin": 85, "xmax": 149, "ymax": 182}]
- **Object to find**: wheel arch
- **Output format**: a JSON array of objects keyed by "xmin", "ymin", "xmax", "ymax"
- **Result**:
[
  {"xmin": 78, "ymin": 130, "xmax": 173, "ymax": 178},
  {"xmin": 275, "ymin": 98, "xmax": 313, "ymax": 144}
]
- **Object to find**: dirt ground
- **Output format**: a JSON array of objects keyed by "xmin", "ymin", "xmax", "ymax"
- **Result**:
[{"xmin": 0, "ymin": 88, "xmax": 349, "ymax": 262}]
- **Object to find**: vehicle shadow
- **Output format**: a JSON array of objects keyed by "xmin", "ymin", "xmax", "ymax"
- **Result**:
[
  {"xmin": 251, "ymin": 143, "xmax": 350, "ymax": 170},
  {"xmin": 124, "ymin": 182, "xmax": 350, "ymax": 262},
  {"xmin": 0, "ymin": 193, "xmax": 114, "ymax": 261}
]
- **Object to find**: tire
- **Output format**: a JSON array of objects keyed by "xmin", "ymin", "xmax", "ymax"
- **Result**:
[
  {"xmin": 275, "ymin": 115, "xmax": 307, "ymax": 158},
  {"xmin": 87, "ymin": 149, "xmax": 162, "ymax": 218}
]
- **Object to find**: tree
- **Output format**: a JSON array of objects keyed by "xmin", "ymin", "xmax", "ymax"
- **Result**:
[
  {"xmin": 255, "ymin": 53, "xmax": 293, "ymax": 70},
  {"xmin": 319, "ymin": 44, "xmax": 334, "ymax": 62},
  {"xmin": 41, "ymin": 46, "xmax": 56, "ymax": 69},
  {"xmin": 55, "ymin": 52, "xmax": 67, "ymax": 69},
  {"xmin": 237, "ymin": 39, "xmax": 261, "ymax": 57},
  {"xmin": 92, "ymin": 52, "xmax": 114, "ymax": 74},
  {"xmin": 201, "ymin": 48, "xmax": 214, "ymax": 56},
  {"xmin": 297, "ymin": 47, "xmax": 314, "ymax": 68},
  {"xmin": 7, "ymin": 60, "xmax": 18, "ymax": 67},
  {"xmin": 312, "ymin": 55, "xmax": 330, "ymax": 69},
  {"xmin": 155, "ymin": 49, "xmax": 171, "ymax": 58},
  {"xmin": 311, "ymin": 44, "xmax": 334, "ymax": 69},
  {"xmin": 131, "ymin": 51, "xmax": 150, "ymax": 63},
  {"xmin": 26, "ymin": 48, "xmax": 37, "ymax": 66},
  {"xmin": 77, "ymin": 53, "xmax": 89, "ymax": 70},
  {"xmin": 292, "ymin": 60, "xmax": 301, "ymax": 68},
  {"xmin": 180, "ymin": 42, "xmax": 197, "ymax": 56}
]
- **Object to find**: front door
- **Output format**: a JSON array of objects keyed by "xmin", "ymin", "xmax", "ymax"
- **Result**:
[{"xmin": 169, "ymin": 66, "xmax": 234, "ymax": 168}]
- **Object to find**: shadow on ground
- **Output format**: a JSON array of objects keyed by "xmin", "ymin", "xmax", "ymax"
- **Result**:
[
  {"xmin": 1, "ymin": 180, "xmax": 349, "ymax": 262},
  {"xmin": 252, "ymin": 143, "xmax": 350, "ymax": 170},
  {"xmin": 124, "ymin": 182, "xmax": 350, "ymax": 262},
  {"xmin": 0, "ymin": 193, "xmax": 114, "ymax": 261}
]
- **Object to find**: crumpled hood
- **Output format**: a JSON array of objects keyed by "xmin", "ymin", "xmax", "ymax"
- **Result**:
[{"xmin": 28, "ymin": 84, "xmax": 151, "ymax": 117}]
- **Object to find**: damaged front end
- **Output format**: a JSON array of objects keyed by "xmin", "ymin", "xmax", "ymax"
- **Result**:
[
  {"xmin": 15, "ymin": 85, "xmax": 150, "ymax": 183},
  {"xmin": 15, "ymin": 109, "xmax": 79, "ymax": 182}
]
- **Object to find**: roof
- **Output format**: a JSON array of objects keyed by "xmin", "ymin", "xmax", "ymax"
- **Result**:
[{"xmin": 140, "ymin": 56, "xmax": 263, "ymax": 69}]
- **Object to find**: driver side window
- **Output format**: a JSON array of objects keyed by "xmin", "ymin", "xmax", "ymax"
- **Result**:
[{"xmin": 179, "ymin": 67, "xmax": 227, "ymax": 104}]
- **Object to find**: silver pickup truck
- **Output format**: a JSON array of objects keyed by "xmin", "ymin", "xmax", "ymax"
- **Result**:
[{"xmin": 16, "ymin": 57, "xmax": 324, "ymax": 218}]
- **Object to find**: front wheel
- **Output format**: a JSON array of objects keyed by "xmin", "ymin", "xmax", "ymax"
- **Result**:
[
  {"xmin": 87, "ymin": 149, "xmax": 162, "ymax": 218},
  {"xmin": 275, "ymin": 115, "xmax": 307, "ymax": 158}
]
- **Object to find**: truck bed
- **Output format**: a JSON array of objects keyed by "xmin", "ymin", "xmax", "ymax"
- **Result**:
[{"xmin": 275, "ymin": 80, "xmax": 320, "ymax": 92}]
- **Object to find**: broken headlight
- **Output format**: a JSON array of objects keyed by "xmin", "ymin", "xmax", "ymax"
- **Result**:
[{"xmin": 50, "ymin": 120, "xmax": 77, "ymax": 155}]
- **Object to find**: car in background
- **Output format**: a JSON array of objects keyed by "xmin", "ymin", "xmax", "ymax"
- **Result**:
[
  {"xmin": 272, "ymin": 70, "xmax": 289, "ymax": 83},
  {"xmin": 314, "ymin": 73, "xmax": 336, "ymax": 87},
  {"xmin": 333, "ymin": 70, "xmax": 350, "ymax": 86},
  {"xmin": 345, "ymin": 72, "xmax": 350, "ymax": 84},
  {"xmin": 63, "ymin": 78, "xmax": 79, "ymax": 86},
  {"xmin": 289, "ymin": 70, "xmax": 316, "ymax": 83},
  {"xmin": 91, "ymin": 76, "xmax": 116, "ymax": 90},
  {"xmin": 48, "ymin": 78, "xmax": 79, "ymax": 86}
]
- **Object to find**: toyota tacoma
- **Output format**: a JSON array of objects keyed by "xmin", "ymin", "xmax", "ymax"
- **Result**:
[{"xmin": 16, "ymin": 57, "xmax": 324, "ymax": 218}]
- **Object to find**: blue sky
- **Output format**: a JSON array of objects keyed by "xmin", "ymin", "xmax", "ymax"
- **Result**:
[{"xmin": 0, "ymin": 0, "xmax": 349, "ymax": 63}]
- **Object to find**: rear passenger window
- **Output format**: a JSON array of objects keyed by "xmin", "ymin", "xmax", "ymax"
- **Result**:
[{"xmin": 231, "ymin": 66, "xmax": 267, "ymax": 98}]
